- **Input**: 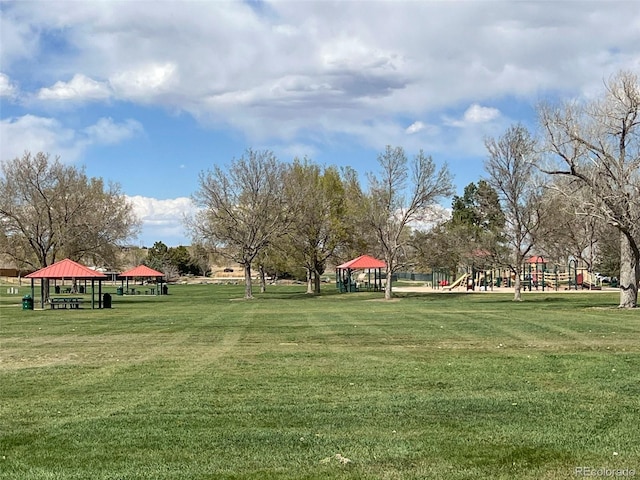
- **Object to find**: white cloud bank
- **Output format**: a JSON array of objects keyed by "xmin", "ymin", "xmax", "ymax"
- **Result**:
[
  {"xmin": 127, "ymin": 195, "xmax": 195, "ymax": 247},
  {"xmin": 2, "ymin": 0, "xmax": 638, "ymax": 150},
  {"xmin": 0, "ymin": 73, "xmax": 18, "ymax": 99},
  {"xmin": 0, "ymin": 115, "xmax": 143, "ymax": 162},
  {"xmin": 37, "ymin": 73, "xmax": 112, "ymax": 101}
]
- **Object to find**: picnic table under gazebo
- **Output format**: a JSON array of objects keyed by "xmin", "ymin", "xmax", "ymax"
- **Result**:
[
  {"xmin": 24, "ymin": 258, "xmax": 109, "ymax": 309},
  {"xmin": 336, "ymin": 255, "xmax": 387, "ymax": 292},
  {"xmin": 117, "ymin": 265, "xmax": 167, "ymax": 295}
]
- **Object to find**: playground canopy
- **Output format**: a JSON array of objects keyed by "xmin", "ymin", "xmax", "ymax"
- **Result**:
[
  {"xmin": 336, "ymin": 255, "xmax": 387, "ymax": 292},
  {"xmin": 527, "ymin": 255, "xmax": 546, "ymax": 264},
  {"xmin": 25, "ymin": 258, "xmax": 108, "ymax": 309},
  {"xmin": 118, "ymin": 265, "xmax": 166, "ymax": 295}
]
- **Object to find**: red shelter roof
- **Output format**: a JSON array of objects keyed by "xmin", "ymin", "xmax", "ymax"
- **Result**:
[
  {"xmin": 527, "ymin": 255, "xmax": 546, "ymax": 264},
  {"xmin": 119, "ymin": 265, "xmax": 165, "ymax": 278},
  {"xmin": 337, "ymin": 255, "xmax": 386, "ymax": 270},
  {"xmin": 25, "ymin": 258, "xmax": 108, "ymax": 279}
]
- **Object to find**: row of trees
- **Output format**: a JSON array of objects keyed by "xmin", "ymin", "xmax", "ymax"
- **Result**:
[
  {"xmin": 188, "ymin": 71, "xmax": 639, "ymax": 307},
  {"xmin": 188, "ymin": 147, "xmax": 452, "ymax": 300},
  {"xmin": 2, "ymin": 71, "xmax": 638, "ymax": 307}
]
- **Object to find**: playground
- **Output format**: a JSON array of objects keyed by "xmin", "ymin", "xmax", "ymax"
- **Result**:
[
  {"xmin": 394, "ymin": 273, "xmax": 619, "ymax": 295},
  {"xmin": 417, "ymin": 256, "xmax": 617, "ymax": 294}
]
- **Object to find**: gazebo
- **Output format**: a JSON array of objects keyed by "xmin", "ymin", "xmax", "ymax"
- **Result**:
[
  {"xmin": 336, "ymin": 255, "xmax": 387, "ymax": 292},
  {"xmin": 25, "ymin": 258, "xmax": 108, "ymax": 309},
  {"xmin": 118, "ymin": 265, "xmax": 166, "ymax": 295}
]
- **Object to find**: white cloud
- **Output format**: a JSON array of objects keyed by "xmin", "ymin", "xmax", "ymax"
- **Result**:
[
  {"xmin": 463, "ymin": 104, "xmax": 501, "ymax": 124},
  {"xmin": 408, "ymin": 204, "xmax": 452, "ymax": 232},
  {"xmin": 0, "ymin": 115, "xmax": 143, "ymax": 163},
  {"xmin": 0, "ymin": 73, "xmax": 18, "ymax": 99},
  {"xmin": 37, "ymin": 74, "xmax": 112, "ymax": 101},
  {"xmin": 83, "ymin": 117, "xmax": 143, "ymax": 145},
  {"xmin": 405, "ymin": 121, "xmax": 426, "ymax": 135},
  {"xmin": 109, "ymin": 63, "xmax": 178, "ymax": 101},
  {"xmin": 1, "ymin": 1, "xmax": 639, "ymax": 153},
  {"xmin": 0, "ymin": 11, "xmax": 39, "ymax": 66},
  {"xmin": 127, "ymin": 195, "xmax": 195, "ymax": 246},
  {"xmin": 0, "ymin": 115, "xmax": 82, "ymax": 162},
  {"xmin": 275, "ymin": 142, "xmax": 318, "ymax": 161},
  {"xmin": 445, "ymin": 104, "xmax": 502, "ymax": 128}
]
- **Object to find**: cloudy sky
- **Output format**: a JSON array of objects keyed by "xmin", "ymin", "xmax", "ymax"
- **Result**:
[{"xmin": 1, "ymin": 0, "xmax": 639, "ymax": 246}]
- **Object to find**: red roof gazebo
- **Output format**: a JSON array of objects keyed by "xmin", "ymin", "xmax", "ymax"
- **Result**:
[
  {"xmin": 336, "ymin": 255, "xmax": 387, "ymax": 292},
  {"xmin": 118, "ymin": 265, "xmax": 166, "ymax": 295},
  {"xmin": 25, "ymin": 258, "xmax": 108, "ymax": 309}
]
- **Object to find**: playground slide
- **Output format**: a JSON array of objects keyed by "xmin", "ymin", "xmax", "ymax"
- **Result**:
[
  {"xmin": 581, "ymin": 272, "xmax": 602, "ymax": 290},
  {"xmin": 443, "ymin": 273, "xmax": 469, "ymax": 291}
]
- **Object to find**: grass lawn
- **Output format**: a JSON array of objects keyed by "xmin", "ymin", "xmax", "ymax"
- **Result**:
[{"xmin": 1, "ymin": 284, "xmax": 639, "ymax": 479}]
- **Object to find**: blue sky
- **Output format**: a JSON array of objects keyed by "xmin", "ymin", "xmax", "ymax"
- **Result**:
[{"xmin": 1, "ymin": 0, "xmax": 639, "ymax": 247}]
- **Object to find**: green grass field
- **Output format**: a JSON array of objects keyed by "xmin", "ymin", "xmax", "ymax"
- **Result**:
[{"xmin": 1, "ymin": 284, "xmax": 639, "ymax": 479}]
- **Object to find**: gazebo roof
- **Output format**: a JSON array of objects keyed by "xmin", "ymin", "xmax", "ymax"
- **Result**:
[
  {"xmin": 25, "ymin": 258, "xmax": 108, "ymax": 279},
  {"xmin": 337, "ymin": 255, "xmax": 386, "ymax": 270},
  {"xmin": 119, "ymin": 265, "xmax": 165, "ymax": 278}
]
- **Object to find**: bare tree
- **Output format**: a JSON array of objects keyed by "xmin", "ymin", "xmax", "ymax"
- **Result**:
[
  {"xmin": 485, "ymin": 124, "xmax": 544, "ymax": 301},
  {"xmin": 539, "ymin": 70, "xmax": 640, "ymax": 308},
  {"xmin": 0, "ymin": 151, "xmax": 140, "ymax": 273},
  {"xmin": 365, "ymin": 146, "xmax": 452, "ymax": 300},
  {"xmin": 189, "ymin": 149, "xmax": 291, "ymax": 299},
  {"xmin": 537, "ymin": 179, "xmax": 602, "ymax": 271}
]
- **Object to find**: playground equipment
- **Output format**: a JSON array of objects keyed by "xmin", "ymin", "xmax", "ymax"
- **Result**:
[
  {"xmin": 443, "ymin": 273, "xmax": 470, "ymax": 291},
  {"xmin": 427, "ymin": 256, "xmax": 612, "ymax": 293},
  {"xmin": 579, "ymin": 271, "xmax": 602, "ymax": 290}
]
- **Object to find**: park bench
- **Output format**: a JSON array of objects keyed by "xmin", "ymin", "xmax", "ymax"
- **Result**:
[{"xmin": 49, "ymin": 297, "xmax": 84, "ymax": 309}]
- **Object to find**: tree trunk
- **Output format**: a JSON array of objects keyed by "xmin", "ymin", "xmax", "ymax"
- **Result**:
[
  {"xmin": 259, "ymin": 264, "xmax": 266, "ymax": 294},
  {"xmin": 43, "ymin": 278, "xmax": 50, "ymax": 303},
  {"xmin": 513, "ymin": 269, "xmax": 522, "ymax": 302},
  {"xmin": 313, "ymin": 270, "xmax": 321, "ymax": 294},
  {"xmin": 306, "ymin": 268, "xmax": 314, "ymax": 294},
  {"xmin": 243, "ymin": 262, "xmax": 253, "ymax": 299},
  {"xmin": 384, "ymin": 271, "xmax": 393, "ymax": 300},
  {"xmin": 618, "ymin": 233, "xmax": 638, "ymax": 308}
]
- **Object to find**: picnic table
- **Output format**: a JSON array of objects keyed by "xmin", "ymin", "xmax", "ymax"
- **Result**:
[
  {"xmin": 49, "ymin": 297, "xmax": 84, "ymax": 309},
  {"xmin": 127, "ymin": 288, "xmax": 156, "ymax": 295}
]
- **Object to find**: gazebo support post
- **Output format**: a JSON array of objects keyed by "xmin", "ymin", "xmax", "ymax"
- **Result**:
[{"xmin": 30, "ymin": 279, "xmax": 35, "ymax": 308}]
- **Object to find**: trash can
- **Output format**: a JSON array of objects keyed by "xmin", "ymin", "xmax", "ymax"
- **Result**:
[
  {"xmin": 55, "ymin": 285, "xmax": 60, "ymax": 294},
  {"xmin": 22, "ymin": 295, "xmax": 34, "ymax": 310},
  {"xmin": 79, "ymin": 285, "xmax": 85, "ymax": 294},
  {"xmin": 116, "ymin": 286, "xmax": 123, "ymax": 296},
  {"xmin": 162, "ymin": 285, "xmax": 168, "ymax": 295},
  {"xmin": 103, "ymin": 293, "xmax": 112, "ymax": 309}
]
